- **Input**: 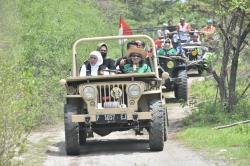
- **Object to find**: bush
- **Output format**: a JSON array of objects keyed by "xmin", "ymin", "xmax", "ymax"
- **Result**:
[
  {"xmin": 0, "ymin": 0, "xmax": 119, "ymax": 164},
  {"xmin": 185, "ymin": 80, "xmax": 250, "ymax": 127}
]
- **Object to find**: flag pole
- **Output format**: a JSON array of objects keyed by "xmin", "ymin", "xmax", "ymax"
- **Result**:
[
  {"xmin": 118, "ymin": 16, "xmax": 132, "ymax": 58},
  {"xmin": 121, "ymin": 39, "xmax": 124, "ymax": 57},
  {"xmin": 119, "ymin": 16, "xmax": 124, "ymax": 58}
]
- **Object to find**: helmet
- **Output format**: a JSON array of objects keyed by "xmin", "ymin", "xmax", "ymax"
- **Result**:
[{"xmin": 207, "ymin": 19, "xmax": 213, "ymax": 24}]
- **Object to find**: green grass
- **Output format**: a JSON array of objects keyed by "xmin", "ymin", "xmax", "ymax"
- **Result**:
[
  {"xmin": 0, "ymin": 0, "xmax": 120, "ymax": 164},
  {"xmin": 19, "ymin": 137, "xmax": 51, "ymax": 166},
  {"xmin": 178, "ymin": 78, "xmax": 250, "ymax": 165},
  {"xmin": 178, "ymin": 125, "xmax": 250, "ymax": 165}
]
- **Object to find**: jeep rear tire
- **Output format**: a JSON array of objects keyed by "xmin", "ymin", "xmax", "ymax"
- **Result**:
[
  {"xmin": 174, "ymin": 70, "xmax": 188, "ymax": 101},
  {"xmin": 149, "ymin": 100, "xmax": 164, "ymax": 151},
  {"xmin": 64, "ymin": 104, "xmax": 80, "ymax": 155}
]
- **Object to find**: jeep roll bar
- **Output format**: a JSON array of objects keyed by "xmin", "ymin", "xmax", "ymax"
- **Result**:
[{"xmin": 72, "ymin": 35, "xmax": 158, "ymax": 77}]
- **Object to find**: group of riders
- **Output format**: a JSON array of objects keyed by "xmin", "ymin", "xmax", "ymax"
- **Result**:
[
  {"xmin": 79, "ymin": 17, "xmax": 216, "ymax": 76},
  {"xmin": 155, "ymin": 17, "xmax": 216, "ymax": 56},
  {"xmin": 79, "ymin": 41, "xmax": 151, "ymax": 76}
]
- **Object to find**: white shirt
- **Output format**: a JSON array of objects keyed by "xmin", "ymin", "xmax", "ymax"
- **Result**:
[
  {"xmin": 90, "ymin": 65, "xmax": 99, "ymax": 76},
  {"xmin": 79, "ymin": 64, "xmax": 99, "ymax": 76}
]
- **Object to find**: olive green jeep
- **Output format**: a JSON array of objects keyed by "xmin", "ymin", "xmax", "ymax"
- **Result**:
[{"xmin": 60, "ymin": 35, "xmax": 169, "ymax": 155}]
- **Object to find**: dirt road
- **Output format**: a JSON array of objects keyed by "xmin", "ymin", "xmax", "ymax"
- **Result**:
[
  {"xmin": 23, "ymin": 77, "xmax": 226, "ymax": 166},
  {"xmin": 42, "ymin": 105, "xmax": 214, "ymax": 166}
]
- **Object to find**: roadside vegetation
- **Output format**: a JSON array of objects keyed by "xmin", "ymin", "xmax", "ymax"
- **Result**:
[
  {"xmin": 0, "ymin": 0, "xmax": 118, "ymax": 165},
  {"xmin": 178, "ymin": 79, "xmax": 250, "ymax": 165}
]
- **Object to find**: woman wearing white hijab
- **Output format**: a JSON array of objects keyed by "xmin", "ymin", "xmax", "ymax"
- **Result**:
[{"xmin": 80, "ymin": 51, "xmax": 103, "ymax": 76}]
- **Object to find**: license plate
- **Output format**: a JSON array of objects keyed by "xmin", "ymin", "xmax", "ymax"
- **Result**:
[{"xmin": 96, "ymin": 114, "xmax": 127, "ymax": 123}]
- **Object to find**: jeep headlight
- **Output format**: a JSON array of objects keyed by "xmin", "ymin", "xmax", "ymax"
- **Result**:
[
  {"xmin": 83, "ymin": 86, "xmax": 96, "ymax": 100},
  {"xmin": 167, "ymin": 61, "xmax": 174, "ymax": 69},
  {"xmin": 192, "ymin": 49, "xmax": 198, "ymax": 56},
  {"xmin": 127, "ymin": 84, "xmax": 141, "ymax": 97}
]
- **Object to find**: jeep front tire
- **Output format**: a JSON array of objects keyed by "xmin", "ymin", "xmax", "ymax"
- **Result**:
[
  {"xmin": 64, "ymin": 104, "xmax": 80, "ymax": 155},
  {"xmin": 149, "ymin": 100, "xmax": 164, "ymax": 151},
  {"xmin": 174, "ymin": 70, "xmax": 188, "ymax": 101}
]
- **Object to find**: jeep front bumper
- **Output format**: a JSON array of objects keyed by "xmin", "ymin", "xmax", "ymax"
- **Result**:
[{"xmin": 72, "ymin": 112, "xmax": 152, "ymax": 123}]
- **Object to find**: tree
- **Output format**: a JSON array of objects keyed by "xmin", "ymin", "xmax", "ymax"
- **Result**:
[
  {"xmin": 186, "ymin": 0, "xmax": 250, "ymax": 112},
  {"xmin": 212, "ymin": 0, "xmax": 250, "ymax": 112}
]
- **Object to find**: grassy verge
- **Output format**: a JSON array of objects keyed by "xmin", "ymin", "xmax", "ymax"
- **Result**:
[
  {"xmin": 178, "ymin": 125, "xmax": 250, "ymax": 165},
  {"xmin": 0, "ymin": 0, "xmax": 118, "ymax": 164},
  {"xmin": 177, "ymin": 79, "xmax": 250, "ymax": 166},
  {"xmin": 19, "ymin": 138, "xmax": 51, "ymax": 166}
]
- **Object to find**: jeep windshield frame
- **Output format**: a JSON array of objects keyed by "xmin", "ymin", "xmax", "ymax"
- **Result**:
[{"xmin": 72, "ymin": 35, "xmax": 158, "ymax": 78}]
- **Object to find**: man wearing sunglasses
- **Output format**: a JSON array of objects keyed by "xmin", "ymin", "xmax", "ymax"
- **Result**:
[{"xmin": 122, "ymin": 47, "xmax": 151, "ymax": 73}]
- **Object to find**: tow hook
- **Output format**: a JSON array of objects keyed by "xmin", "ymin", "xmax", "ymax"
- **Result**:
[{"xmin": 133, "ymin": 113, "xmax": 143, "ymax": 135}]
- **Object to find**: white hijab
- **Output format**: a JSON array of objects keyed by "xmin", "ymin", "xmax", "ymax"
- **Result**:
[
  {"xmin": 90, "ymin": 51, "xmax": 103, "ymax": 76},
  {"xmin": 80, "ymin": 51, "xmax": 103, "ymax": 76}
]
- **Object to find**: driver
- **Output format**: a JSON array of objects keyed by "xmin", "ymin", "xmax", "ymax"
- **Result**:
[
  {"xmin": 122, "ymin": 47, "xmax": 151, "ymax": 73},
  {"xmin": 157, "ymin": 38, "xmax": 177, "ymax": 56}
]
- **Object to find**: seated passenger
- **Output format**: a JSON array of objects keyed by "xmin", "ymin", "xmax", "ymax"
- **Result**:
[
  {"xmin": 176, "ymin": 40, "xmax": 185, "ymax": 56},
  {"xmin": 135, "ymin": 40, "xmax": 145, "ymax": 49},
  {"xmin": 115, "ymin": 41, "xmax": 138, "ymax": 70},
  {"xmin": 80, "ymin": 51, "xmax": 103, "ymax": 76},
  {"xmin": 122, "ymin": 47, "xmax": 151, "ymax": 73},
  {"xmin": 96, "ymin": 43, "xmax": 116, "ymax": 70},
  {"xmin": 157, "ymin": 38, "xmax": 177, "ymax": 56},
  {"xmin": 201, "ymin": 19, "xmax": 216, "ymax": 41},
  {"xmin": 189, "ymin": 33, "xmax": 201, "ymax": 44}
]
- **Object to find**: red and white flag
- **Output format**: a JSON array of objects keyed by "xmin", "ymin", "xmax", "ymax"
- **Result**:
[{"xmin": 118, "ymin": 16, "xmax": 132, "ymax": 36}]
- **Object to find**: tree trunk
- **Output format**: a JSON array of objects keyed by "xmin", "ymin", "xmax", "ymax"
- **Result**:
[
  {"xmin": 228, "ymin": 52, "xmax": 239, "ymax": 112},
  {"xmin": 218, "ymin": 40, "xmax": 230, "ymax": 104}
]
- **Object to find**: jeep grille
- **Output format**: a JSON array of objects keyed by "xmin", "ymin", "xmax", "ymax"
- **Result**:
[{"xmin": 97, "ymin": 83, "xmax": 127, "ymax": 108}]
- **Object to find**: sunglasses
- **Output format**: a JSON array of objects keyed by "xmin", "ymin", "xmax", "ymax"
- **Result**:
[{"xmin": 131, "ymin": 54, "xmax": 142, "ymax": 58}]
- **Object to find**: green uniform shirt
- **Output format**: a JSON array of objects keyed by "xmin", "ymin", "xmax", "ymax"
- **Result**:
[
  {"xmin": 123, "ymin": 63, "xmax": 151, "ymax": 73},
  {"xmin": 157, "ymin": 48, "xmax": 177, "ymax": 56}
]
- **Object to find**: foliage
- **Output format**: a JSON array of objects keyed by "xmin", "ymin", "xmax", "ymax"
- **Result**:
[
  {"xmin": 185, "ymin": 80, "xmax": 250, "ymax": 126},
  {"xmin": 0, "ymin": 0, "xmax": 118, "ymax": 164},
  {"xmin": 178, "ymin": 125, "xmax": 250, "ymax": 166},
  {"xmin": 181, "ymin": 79, "xmax": 250, "ymax": 165},
  {"xmin": 109, "ymin": 0, "xmax": 211, "ymax": 33},
  {"xmin": 187, "ymin": 0, "xmax": 250, "ymax": 112}
]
